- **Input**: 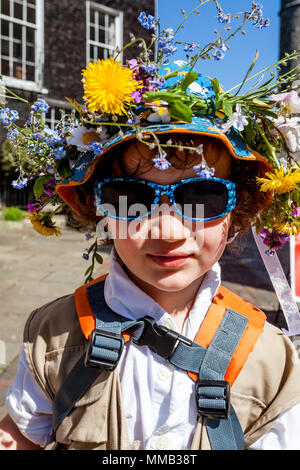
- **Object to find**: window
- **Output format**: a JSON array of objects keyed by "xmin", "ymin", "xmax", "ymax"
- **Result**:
[
  {"xmin": 42, "ymin": 98, "xmax": 75, "ymax": 131},
  {"xmin": 86, "ymin": 1, "xmax": 123, "ymax": 64},
  {"xmin": 0, "ymin": 0, "xmax": 45, "ymax": 90}
]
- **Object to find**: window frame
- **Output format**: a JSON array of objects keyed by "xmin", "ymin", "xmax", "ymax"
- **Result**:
[
  {"xmin": 86, "ymin": 1, "xmax": 123, "ymax": 64},
  {"xmin": 0, "ymin": 0, "xmax": 47, "ymax": 93},
  {"xmin": 41, "ymin": 97, "xmax": 74, "ymax": 131}
]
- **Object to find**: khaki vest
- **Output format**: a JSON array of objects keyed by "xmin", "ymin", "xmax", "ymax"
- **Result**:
[{"xmin": 23, "ymin": 292, "xmax": 300, "ymax": 450}]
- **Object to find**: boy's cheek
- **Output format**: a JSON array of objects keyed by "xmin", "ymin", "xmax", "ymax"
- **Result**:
[{"xmin": 199, "ymin": 216, "xmax": 231, "ymax": 257}]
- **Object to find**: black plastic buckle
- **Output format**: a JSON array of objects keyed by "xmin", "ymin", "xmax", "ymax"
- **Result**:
[
  {"xmin": 133, "ymin": 316, "xmax": 192, "ymax": 359},
  {"xmin": 85, "ymin": 328, "xmax": 124, "ymax": 371},
  {"xmin": 195, "ymin": 379, "xmax": 230, "ymax": 419}
]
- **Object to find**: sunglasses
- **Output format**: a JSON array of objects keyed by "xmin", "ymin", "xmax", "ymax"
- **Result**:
[{"xmin": 94, "ymin": 177, "xmax": 236, "ymax": 222}]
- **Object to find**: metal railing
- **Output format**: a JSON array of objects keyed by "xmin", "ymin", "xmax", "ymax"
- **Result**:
[{"xmin": 0, "ymin": 178, "xmax": 33, "ymax": 209}]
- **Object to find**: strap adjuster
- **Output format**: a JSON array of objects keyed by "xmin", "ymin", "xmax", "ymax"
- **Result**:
[
  {"xmin": 133, "ymin": 316, "xmax": 192, "ymax": 359},
  {"xmin": 195, "ymin": 379, "xmax": 230, "ymax": 419},
  {"xmin": 85, "ymin": 328, "xmax": 124, "ymax": 371}
]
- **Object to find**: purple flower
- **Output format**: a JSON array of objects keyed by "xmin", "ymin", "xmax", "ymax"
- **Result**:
[
  {"xmin": 259, "ymin": 228, "xmax": 289, "ymax": 255},
  {"xmin": 128, "ymin": 61, "xmax": 157, "ymax": 103},
  {"xmin": 292, "ymin": 206, "xmax": 300, "ymax": 217},
  {"xmin": 193, "ymin": 165, "xmax": 215, "ymax": 178},
  {"xmin": 82, "ymin": 253, "xmax": 89, "ymax": 261},
  {"xmin": 152, "ymin": 154, "xmax": 171, "ymax": 170},
  {"xmin": 43, "ymin": 189, "xmax": 54, "ymax": 197},
  {"xmin": 132, "ymin": 90, "xmax": 143, "ymax": 104},
  {"xmin": 128, "ymin": 59, "xmax": 139, "ymax": 71},
  {"xmin": 27, "ymin": 203, "xmax": 40, "ymax": 213}
]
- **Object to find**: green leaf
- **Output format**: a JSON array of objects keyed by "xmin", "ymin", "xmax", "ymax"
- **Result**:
[
  {"xmin": 94, "ymin": 252, "xmax": 103, "ymax": 264},
  {"xmin": 143, "ymin": 91, "xmax": 180, "ymax": 103},
  {"xmin": 65, "ymin": 97, "xmax": 84, "ymax": 115},
  {"xmin": 87, "ymin": 242, "xmax": 96, "ymax": 254},
  {"xmin": 221, "ymin": 100, "xmax": 233, "ymax": 117},
  {"xmin": 234, "ymin": 49, "xmax": 259, "ymax": 97},
  {"xmin": 56, "ymin": 158, "xmax": 72, "ymax": 179},
  {"xmin": 212, "ymin": 78, "xmax": 220, "ymax": 101},
  {"xmin": 169, "ymin": 100, "xmax": 192, "ymax": 122},
  {"xmin": 179, "ymin": 72, "xmax": 198, "ymax": 92},
  {"xmin": 33, "ymin": 175, "xmax": 52, "ymax": 199},
  {"xmin": 84, "ymin": 264, "xmax": 93, "ymax": 276},
  {"xmin": 85, "ymin": 274, "xmax": 94, "ymax": 284},
  {"xmin": 243, "ymin": 120, "xmax": 257, "ymax": 144}
]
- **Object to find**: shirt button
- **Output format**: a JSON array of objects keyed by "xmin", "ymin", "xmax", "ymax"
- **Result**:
[
  {"xmin": 155, "ymin": 436, "xmax": 168, "ymax": 450},
  {"xmin": 157, "ymin": 367, "xmax": 172, "ymax": 381}
]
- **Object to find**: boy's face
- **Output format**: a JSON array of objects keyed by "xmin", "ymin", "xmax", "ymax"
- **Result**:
[{"xmin": 108, "ymin": 140, "xmax": 232, "ymax": 296}]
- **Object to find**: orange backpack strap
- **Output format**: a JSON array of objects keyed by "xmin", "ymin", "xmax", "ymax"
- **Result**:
[
  {"xmin": 188, "ymin": 285, "xmax": 266, "ymax": 386},
  {"xmin": 74, "ymin": 274, "xmax": 131, "ymax": 343},
  {"xmin": 75, "ymin": 277, "xmax": 265, "ymax": 387}
]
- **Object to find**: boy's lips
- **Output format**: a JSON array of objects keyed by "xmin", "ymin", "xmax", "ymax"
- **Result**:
[{"xmin": 147, "ymin": 251, "xmax": 193, "ymax": 268}]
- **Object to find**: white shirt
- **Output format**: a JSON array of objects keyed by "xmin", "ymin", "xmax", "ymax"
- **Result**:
[{"xmin": 6, "ymin": 248, "xmax": 300, "ymax": 450}]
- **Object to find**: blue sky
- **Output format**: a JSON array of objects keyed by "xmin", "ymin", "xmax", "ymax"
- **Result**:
[{"xmin": 156, "ymin": 0, "xmax": 281, "ymax": 90}]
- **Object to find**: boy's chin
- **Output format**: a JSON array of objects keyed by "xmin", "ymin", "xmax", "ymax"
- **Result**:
[{"xmin": 149, "ymin": 272, "xmax": 202, "ymax": 293}]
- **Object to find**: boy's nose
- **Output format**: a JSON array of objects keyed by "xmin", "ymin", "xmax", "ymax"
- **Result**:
[
  {"xmin": 148, "ymin": 195, "xmax": 190, "ymax": 241},
  {"xmin": 159, "ymin": 194, "xmax": 172, "ymax": 206}
]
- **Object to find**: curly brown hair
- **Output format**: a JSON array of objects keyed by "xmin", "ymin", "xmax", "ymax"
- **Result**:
[{"xmin": 69, "ymin": 134, "xmax": 268, "ymax": 242}]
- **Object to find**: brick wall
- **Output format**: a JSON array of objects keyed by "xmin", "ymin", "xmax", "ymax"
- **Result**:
[
  {"xmin": 0, "ymin": 0, "xmax": 155, "ymax": 182},
  {"xmin": 44, "ymin": 0, "xmax": 155, "ymax": 101},
  {"xmin": 280, "ymin": 0, "xmax": 300, "ymax": 70}
]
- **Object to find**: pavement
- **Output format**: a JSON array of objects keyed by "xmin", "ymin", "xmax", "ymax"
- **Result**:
[{"xmin": 0, "ymin": 215, "xmax": 299, "ymax": 421}]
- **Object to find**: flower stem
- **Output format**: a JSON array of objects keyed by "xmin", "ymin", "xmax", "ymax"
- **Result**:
[
  {"xmin": 173, "ymin": 0, "xmax": 213, "ymax": 36},
  {"xmin": 255, "ymin": 122, "xmax": 280, "ymax": 170},
  {"xmin": 4, "ymin": 87, "xmax": 30, "ymax": 106},
  {"xmin": 224, "ymin": 51, "xmax": 300, "ymax": 95},
  {"xmin": 114, "ymin": 37, "xmax": 148, "ymax": 61},
  {"xmin": 51, "ymin": 203, "xmax": 66, "ymax": 216}
]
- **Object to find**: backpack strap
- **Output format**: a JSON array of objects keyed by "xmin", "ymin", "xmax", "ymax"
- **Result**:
[
  {"xmin": 196, "ymin": 308, "xmax": 249, "ymax": 450},
  {"xmin": 52, "ymin": 275, "xmax": 266, "ymax": 450},
  {"xmin": 75, "ymin": 277, "xmax": 266, "ymax": 387},
  {"xmin": 189, "ymin": 285, "xmax": 266, "ymax": 386}
]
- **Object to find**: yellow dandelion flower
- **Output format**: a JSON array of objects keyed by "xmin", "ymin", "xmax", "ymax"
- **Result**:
[
  {"xmin": 274, "ymin": 220, "xmax": 300, "ymax": 235},
  {"xmin": 28, "ymin": 212, "xmax": 61, "ymax": 237},
  {"xmin": 82, "ymin": 57, "xmax": 142, "ymax": 115},
  {"xmin": 256, "ymin": 167, "xmax": 300, "ymax": 194}
]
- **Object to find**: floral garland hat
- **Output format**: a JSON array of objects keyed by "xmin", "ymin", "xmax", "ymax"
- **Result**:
[{"xmin": 1, "ymin": 1, "xmax": 300, "ymax": 332}]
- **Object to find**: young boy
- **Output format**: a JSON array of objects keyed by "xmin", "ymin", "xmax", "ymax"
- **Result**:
[
  {"xmin": 1, "ymin": 6, "xmax": 300, "ymax": 449},
  {"xmin": 1, "ymin": 131, "xmax": 300, "ymax": 450}
]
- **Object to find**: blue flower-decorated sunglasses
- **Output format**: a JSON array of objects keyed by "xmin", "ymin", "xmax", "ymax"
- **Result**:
[{"xmin": 94, "ymin": 177, "xmax": 236, "ymax": 222}]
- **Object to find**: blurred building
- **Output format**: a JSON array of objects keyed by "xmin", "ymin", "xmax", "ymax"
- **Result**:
[
  {"xmin": 280, "ymin": 0, "xmax": 300, "ymax": 72},
  {"xmin": 0, "ymin": 0, "xmax": 156, "ymax": 207}
]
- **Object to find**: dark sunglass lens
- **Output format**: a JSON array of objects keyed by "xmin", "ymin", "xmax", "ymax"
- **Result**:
[
  {"xmin": 174, "ymin": 180, "xmax": 228, "ymax": 219},
  {"xmin": 100, "ymin": 181, "xmax": 155, "ymax": 218}
]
